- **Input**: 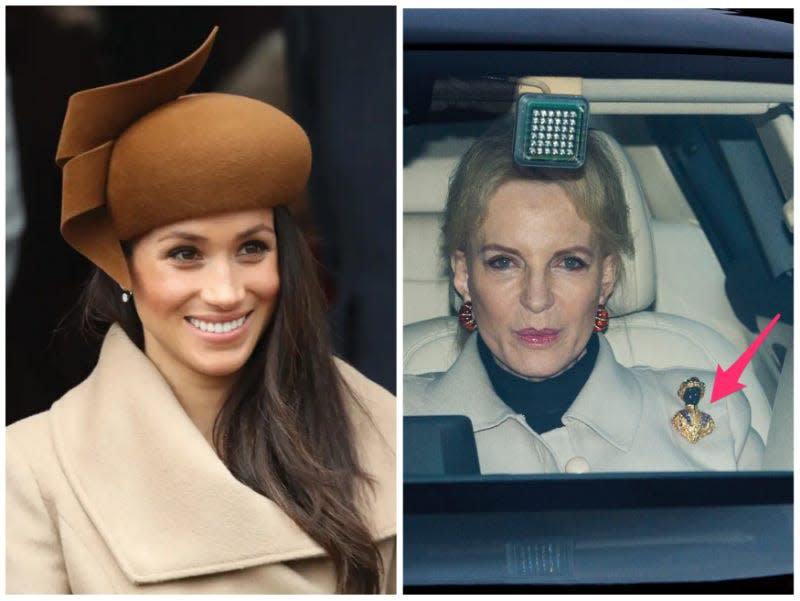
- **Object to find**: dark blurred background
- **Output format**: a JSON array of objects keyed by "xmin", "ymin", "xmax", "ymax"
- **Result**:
[{"xmin": 6, "ymin": 6, "xmax": 397, "ymax": 425}]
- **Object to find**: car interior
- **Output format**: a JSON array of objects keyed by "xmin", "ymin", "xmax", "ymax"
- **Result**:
[{"xmin": 403, "ymin": 76, "xmax": 793, "ymax": 472}]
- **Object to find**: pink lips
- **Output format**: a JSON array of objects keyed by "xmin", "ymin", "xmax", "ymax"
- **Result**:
[{"xmin": 514, "ymin": 328, "xmax": 560, "ymax": 346}]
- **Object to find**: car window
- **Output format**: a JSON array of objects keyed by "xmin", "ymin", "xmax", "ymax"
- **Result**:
[{"xmin": 402, "ymin": 8, "xmax": 792, "ymax": 591}]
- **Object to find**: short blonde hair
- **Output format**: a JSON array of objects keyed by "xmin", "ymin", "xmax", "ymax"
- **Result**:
[{"xmin": 442, "ymin": 121, "xmax": 635, "ymax": 281}]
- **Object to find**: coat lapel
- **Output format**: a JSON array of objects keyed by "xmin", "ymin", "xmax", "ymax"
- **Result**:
[
  {"xmin": 425, "ymin": 334, "xmax": 517, "ymax": 430},
  {"xmin": 425, "ymin": 333, "xmax": 644, "ymax": 461},
  {"xmin": 50, "ymin": 325, "xmax": 392, "ymax": 584},
  {"xmin": 561, "ymin": 335, "xmax": 643, "ymax": 452}
]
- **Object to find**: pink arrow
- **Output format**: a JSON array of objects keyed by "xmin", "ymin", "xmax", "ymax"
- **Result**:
[{"xmin": 710, "ymin": 313, "xmax": 781, "ymax": 403}]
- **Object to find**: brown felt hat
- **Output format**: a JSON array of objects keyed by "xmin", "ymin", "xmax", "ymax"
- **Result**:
[{"xmin": 56, "ymin": 27, "xmax": 312, "ymax": 289}]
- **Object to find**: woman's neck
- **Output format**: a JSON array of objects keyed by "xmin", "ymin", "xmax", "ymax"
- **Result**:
[
  {"xmin": 476, "ymin": 332, "xmax": 600, "ymax": 435},
  {"xmin": 170, "ymin": 373, "xmax": 236, "ymax": 448},
  {"xmin": 142, "ymin": 339, "xmax": 237, "ymax": 450}
]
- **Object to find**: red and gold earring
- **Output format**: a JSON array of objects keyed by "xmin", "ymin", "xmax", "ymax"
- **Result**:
[
  {"xmin": 594, "ymin": 304, "xmax": 609, "ymax": 333},
  {"xmin": 458, "ymin": 301, "xmax": 477, "ymax": 331}
]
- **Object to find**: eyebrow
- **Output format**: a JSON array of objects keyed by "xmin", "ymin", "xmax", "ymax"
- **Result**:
[
  {"xmin": 479, "ymin": 243, "xmax": 595, "ymax": 256},
  {"xmin": 478, "ymin": 243, "xmax": 520, "ymax": 255},
  {"xmin": 553, "ymin": 245, "xmax": 595, "ymax": 257},
  {"xmin": 156, "ymin": 224, "xmax": 275, "ymax": 243}
]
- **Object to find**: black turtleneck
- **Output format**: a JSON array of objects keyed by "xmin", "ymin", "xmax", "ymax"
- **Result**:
[{"xmin": 477, "ymin": 332, "xmax": 600, "ymax": 434}]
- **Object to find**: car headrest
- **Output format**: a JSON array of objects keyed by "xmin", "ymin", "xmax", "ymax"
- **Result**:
[{"xmin": 593, "ymin": 130, "xmax": 656, "ymax": 315}]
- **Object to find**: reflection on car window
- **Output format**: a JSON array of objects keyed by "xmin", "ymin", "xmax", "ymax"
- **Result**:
[
  {"xmin": 402, "ymin": 8, "xmax": 793, "ymax": 591},
  {"xmin": 404, "ymin": 104, "xmax": 791, "ymax": 476}
]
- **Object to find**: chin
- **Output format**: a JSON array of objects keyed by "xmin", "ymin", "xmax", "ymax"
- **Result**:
[
  {"xmin": 519, "ymin": 366, "xmax": 563, "ymax": 380},
  {"xmin": 508, "ymin": 353, "xmax": 571, "ymax": 380},
  {"xmin": 200, "ymin": 365, "xmax": 245, "ymax": 378},
  {"xmin": 191, "ymin": 354, "xmax": 250, "ymax": 379}
]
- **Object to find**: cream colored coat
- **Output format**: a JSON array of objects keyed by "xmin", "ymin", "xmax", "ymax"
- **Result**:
[
  {"xmin": 7, "ymin": 325, "xmax": 396, "ymax": 593},
  {"xmin": 405, "ymin": 334, "xmax": 764, "ymax": 473}
]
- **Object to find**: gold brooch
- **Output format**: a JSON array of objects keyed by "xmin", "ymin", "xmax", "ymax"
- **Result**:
[{"xmin": 671, "ymin": 377, "xmax": 714, "ymax": 443}]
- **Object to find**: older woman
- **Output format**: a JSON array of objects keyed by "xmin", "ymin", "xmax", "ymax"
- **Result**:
[
  {"xmin": 405, "ymin": 123, "xmax": 763, "ymax": 474},
  {"xmin": 6, "ymin": 29, "xmax": 395, "ymax": 593}
]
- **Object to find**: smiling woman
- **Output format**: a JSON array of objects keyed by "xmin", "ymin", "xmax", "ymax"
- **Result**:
[
  {"xmin": 133, "ymin": 212, "xmax": 279, "ymax": 373},
  {"xmin": 6, "ymin": 28, "xmax": 395, "ymax": 594},
  {"xmin": 125, "ymin": 209, "xmax": 281, "ymax": 441}
]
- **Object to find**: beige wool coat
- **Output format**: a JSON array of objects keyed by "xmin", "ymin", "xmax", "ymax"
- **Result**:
[
  {"xmin": 405, "ymin": 333, "xmax": 764, "ymax": 473},
  {"xmin": 7, "ymin": 325, "xmax": 396, "ymax": 593}
]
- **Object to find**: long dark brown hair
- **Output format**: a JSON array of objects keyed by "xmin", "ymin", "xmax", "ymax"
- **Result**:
[{"xmin": 78, "ymin": 206, "xmax": 383, "ymax": 593}]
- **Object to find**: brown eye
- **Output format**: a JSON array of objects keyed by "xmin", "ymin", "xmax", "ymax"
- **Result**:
[
  {"xmin": 238, "ymin": 240, "xmax": 269, "ymax": 256},
  {"xmin": 168, "ymin": 247, "xmax": 200, "ymax": 262}
]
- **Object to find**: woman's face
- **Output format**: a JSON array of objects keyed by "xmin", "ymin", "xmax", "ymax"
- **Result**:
[
  {"xmin": 129, "ymin": 208, "xmax": 279, "ymax": 386},
  {"xmin": 452, "ymin": 179, "xmax": 615, "ymax": 380}
]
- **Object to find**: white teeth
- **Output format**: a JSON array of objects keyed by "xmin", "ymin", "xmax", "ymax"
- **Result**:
[{"xmin": 188, "ymin": 315, "xmax": 247, "ymax": 333}]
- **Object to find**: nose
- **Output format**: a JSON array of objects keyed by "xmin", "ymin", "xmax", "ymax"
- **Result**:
[
  {"xmin": 200, "ymin": 260, "xmax": 245, "ymax": 308},
  {"xmin": 520, "ymin": 266, "xmax": 555, "ymax": 313}
]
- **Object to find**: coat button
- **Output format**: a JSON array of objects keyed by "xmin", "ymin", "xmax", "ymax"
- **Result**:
[{"xmin": 565, "ymin": 456, "xmax": 590, "ymax": 473}]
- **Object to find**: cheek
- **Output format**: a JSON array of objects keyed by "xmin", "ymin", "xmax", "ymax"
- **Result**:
[
  {"xmin": 255, "ymin": 277, "xmax": 280, "ymax": 305},
  {"xmin": 563, "ymin": 278, "xmax": 604, "ymax": 324},
  {"xmin": 476, "ymin": 286, "xmax": 507, "ymax": 314},
  {"xmin": 469, "ymin": 274, "xmax": 513, "ymax": 321},
  {"xmin": 250, "ymin": 262, "xmax": 281, "ymax": 305},
  {"xmin": 134, "ymin": 285, "xmax": 192, "ymax": 323},
  {"xmin": 131, "ymin": 263, "xmax": 194, "ymax": 319}
]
